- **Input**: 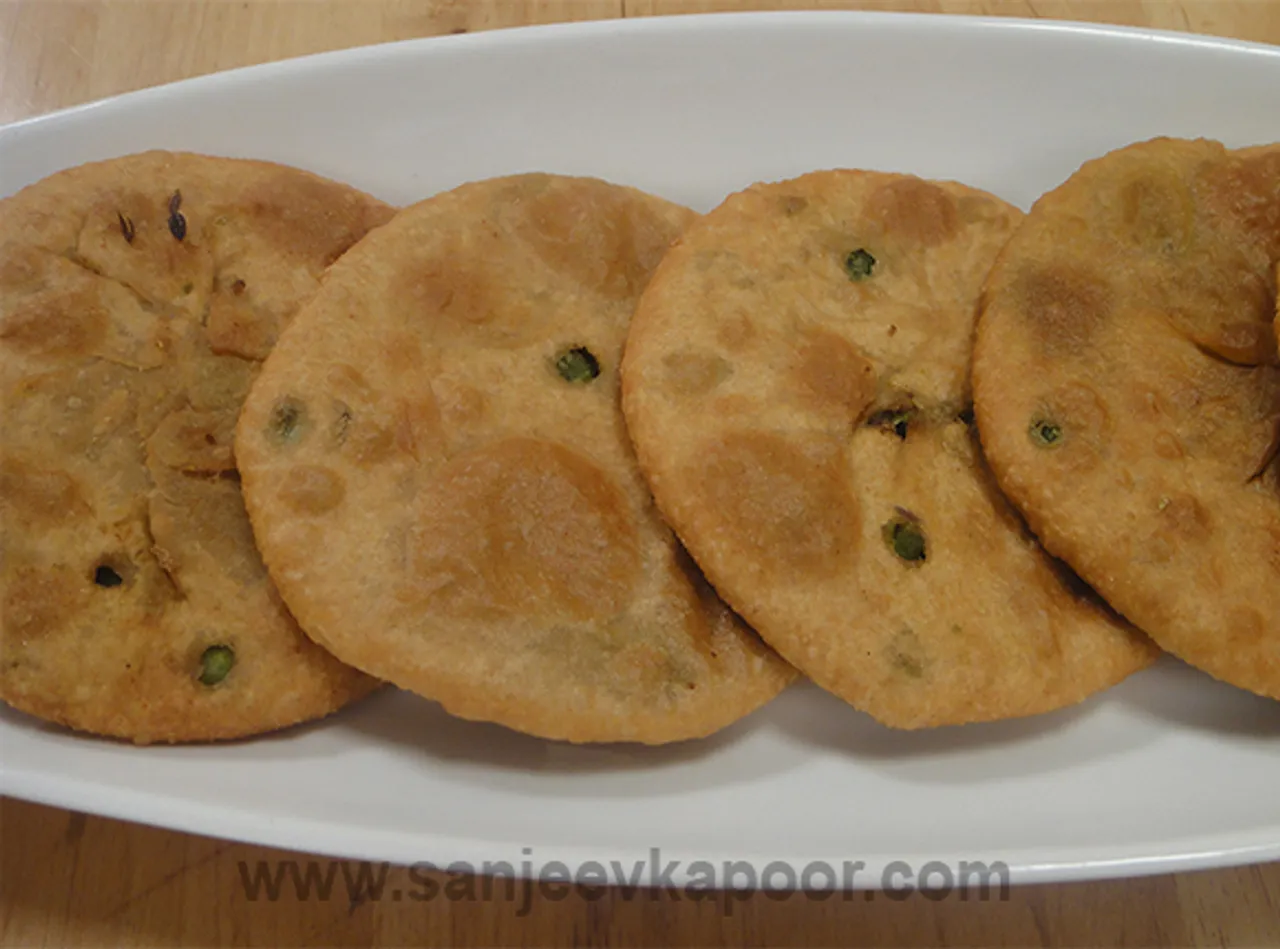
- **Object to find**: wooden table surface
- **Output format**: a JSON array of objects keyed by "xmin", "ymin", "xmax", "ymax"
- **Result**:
[{"xmin": 2, "ymin": 1, "xmax": 1279, "ymax": 946}]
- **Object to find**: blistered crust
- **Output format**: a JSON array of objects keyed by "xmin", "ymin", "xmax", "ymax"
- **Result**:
[
  {"xmin": 973, "ymin": 138, "xmax": 1280, "ymax": 699},
  {"xmin": 622, "ymin": 169, "xmax": 1157, "ymax": 728},
  {"xmin": 0, "ymin": 151, "xmax": 390, "ymax": 742},
  {"xmin": 235, "ymin": 174, "xmax": 796, "ymax": 745}
]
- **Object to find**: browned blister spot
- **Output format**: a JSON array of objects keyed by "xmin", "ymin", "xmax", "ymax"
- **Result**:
[
  {"xmin": 174, "ymin": 340, "xmax": 257, "ymax": 416},
  {"xmin": 715, "ymin": 312, "xmax": 756, "ymax": 351},
  {"xmin": 343, "ymin": 420, "xmax": 397, "ymax": 466},
  {"xmin": 792, "ymin": 331, "xmax": 876, "ymax": 420},
  {"xmin": 147, "ymin": 408, "xmax": 236, "ymax": 473},
  {"xmin": 1160, "ymin": 494, "xmax": 1211, "ymax": 540},
  {"xmin": 393, "ymin": 392, "xmax": 444, "ymax": 461},
  {"xmin": 1049, "ymin": 382, "xmax": 1113, "ymax": 433},
  {"xmin": 1015, "ymin": 265, "xmax": 1114, "ymax": 357},
  {"xmin": 692, "ymin": 432, "xmax": 858, "ymax": 578},
  {"xmin": 708, "ymin": 393, "xmax": 756, "ymax": 417},
  {"xmin": 0, "ymin": 251, "xmax": 132, "ymax": 367},
  {"xmin": 433, "ymin": 379, "xmax": 490, "ymax": 428},
  {"xmin": 1006, "ymin": 575, "xmax": 1072, "ymax": 661},
  {"xmin": 1168, "ymin": 357, "xmax": 1280, "ymax": 479},
  {"xmin": 0, "ymin": 293, "xmax": 109, "ymax": 358},
  {"xmin": 1143, "ymin": 494, "xmax": 1212, "ymax": 565},
  {"xmin": 865, "ymin": 178, "xmax": 959, "ymax": 246},
  {"xmin": 278, "ymin": 465, "xmax": 346, "ymax": 515},
  {"xmin": 1162, "ymin": 253, "xmax": 1274, "ymax": 363},
  {"xmin": 0, "ymin": 244, "xmax": 45, "ymax": 289},
  {"xmin": 1222, "ymin": 605, "xmax": 1268, "ymax": 652},
  {"xmin": 1188, "ymin": 319, "xmax": 1278, "ymax": 367},
  {"xmin": 6, "ymin": 362, "xmax": 145, "ymax": 473},
  {"xmin": 2, "ymin": 563, "xmax": 91, "ymax": 642},
  {"xmin": 1204, "ymin": 147, "xmax": 1280, "ymax": 254},
  {"xmin": 609, "ymin": 640, "xmax": 692, "ymax": 697},
  {"xmin": 1134, "ymin": 386, "xmax": 1170, "ymax": 422},
  {"xmin": 382, "ymin": 331, "xmax": 425, "ymax": 377},
  {"xmin": 0, "ymin": 459, "xmax": 93, "ymax": 527},
  {"xmin": 328, "ymin": 363, "xmax": 374, "ymax": 398},
  {"xmin": 205, "ymin": 289, "xmax": 281, "ymax": 361},
  {"xmin": 661, "ymin": 350, "xmax": 733, "ymax": 398},
  {"xmin": 885, "ymin": 628, "xmax": 927, "ymax": 679},
  {"xmin": 233, "ymin": 171, "xmax": 395, "ymax": 267},
  {"xmin": 781, "ymin": 195, "xmax": 809, "ymax": 215},
  {"xmin": 394, "ymin": 245, "xmax": 538, "ymax": 348},
  {"xmin": 514, "ymin": 180, "xmax": 683, "ymax": 299},
  {"xmin": 326, "ymin": 363, "xmax": 380, "ymax": 441},
  {"xmin": 408, "ymin": 438, "xmax": 642, "ymax": 624},
  {"xmin": 1153, "ymin": 431, "xmax": 1185, "ymax": 460},
  {"xmin": 1117, "ymin": 174, "xmax": 1195, "ymax": 252}
]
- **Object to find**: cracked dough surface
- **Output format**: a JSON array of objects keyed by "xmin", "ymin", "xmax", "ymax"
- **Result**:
[
  {"xmin": 0, "ymin": 151, "xmax": 389, "ymax": 742},
  {"xmin": 621, "ymin": 170, "xmax": 1156, "ymax": 728},
  {"xmin": 973, "ymin": 138, "xmax": 1280, "ymax": 700}
]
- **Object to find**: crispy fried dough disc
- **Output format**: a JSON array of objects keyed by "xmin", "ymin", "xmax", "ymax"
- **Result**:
[
  {"xmin": 0, "ymin": 151, "xmax": 389, "ymax": 742},
  {"xmin": 622, "ymin": 170, "xmax": 1157, "ymax": 728},
  {"xmin": 234, "ymin": 174, "xmax": 796, "ymax": 744},
  {"xmin": 973, "ymin": 138, "xmax": 1280, "ymax": 699}
]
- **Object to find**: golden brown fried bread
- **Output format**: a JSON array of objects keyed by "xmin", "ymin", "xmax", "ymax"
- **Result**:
[
  {"xmin": 234, "ymin": 174, "xmax": 796, "ymax": 744},
  {"xmin": 0, "ymin": 151, "xmax": 390, "ymax": 742},
  {"xmin": 621, "ymin": 170, "xmax": 1158, "ymax": 728},
  {"xmin": 973, "ymin": 137, "xmax": 1280, "ymax": 699}
]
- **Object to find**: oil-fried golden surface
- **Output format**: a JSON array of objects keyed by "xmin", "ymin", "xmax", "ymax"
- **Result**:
[
  {"xmin": 235, "ymin": 173, "xmax": 796, "ymax": 745},
  {"xmin": 622, "ymin": 170, "xmax": 1156, "ymax": 728},
  {"xmin": 0, "ymin": 151, "xmax": 389, "ymax": 742},
  {"xmin": 973, "ymin": 138, "xmax": 1280, "ymax": 700}
]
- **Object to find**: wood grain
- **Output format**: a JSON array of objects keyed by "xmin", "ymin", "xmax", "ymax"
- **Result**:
[
  {"xmin": 3, "ymin": 795, "xmax": 1280, "ymax": 947},
  {"xmin": 625, "ymin": 0, "xmax": 1280, "ymax": 44},
  {"xmin": 1, "ymin": 1, "xmax": 1279, "ymax": 946}
]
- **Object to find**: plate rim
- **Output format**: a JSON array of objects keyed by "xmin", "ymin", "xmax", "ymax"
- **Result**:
[
  {"xmin": 6, "ymin": 750, "xmax": 1280, "ymax": 889},
  {"xmin": 2, "ymin": 10, "xmax": 1278, "ymax": 141},
  {"xmin": 2, "ymin": 7, "xmax": 1279, "ymax": 891}
]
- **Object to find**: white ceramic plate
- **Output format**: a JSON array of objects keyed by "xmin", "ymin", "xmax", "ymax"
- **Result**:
[{"xmin": 2, "ymin": 12, "xmax": 1279, "ymax": 891}]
